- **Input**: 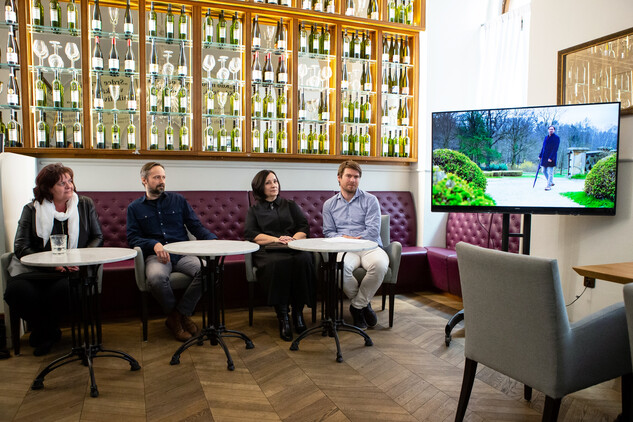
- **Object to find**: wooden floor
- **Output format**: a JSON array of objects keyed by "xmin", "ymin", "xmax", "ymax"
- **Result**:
[{"xmin": 0, "ymin": 292, "xmax": 624, "ymax": 422}]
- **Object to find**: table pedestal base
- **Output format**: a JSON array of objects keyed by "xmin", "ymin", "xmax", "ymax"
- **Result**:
[
  {"xmin": 170, "ymin": 326, "xmax": 254, "ymax": 370},
  {"xmin": 290, "ymin": 318, "xmax": 373, "ymax": 362},
  {"xmin": 32, "ymin": 344, "xmax": 140, "ymax": 397}
]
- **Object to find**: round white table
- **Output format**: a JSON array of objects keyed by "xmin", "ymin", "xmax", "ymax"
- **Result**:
[
  {"xmin": 21, "ymin": 247, "xmax": 139, "ymax": 397},
  {"xmin": 163, "ymin": 240, "xmax": 259, "ymax": 370},
  {"xmin": 288, "ymin": 238, "xmax": 377, "ymax": 362}
]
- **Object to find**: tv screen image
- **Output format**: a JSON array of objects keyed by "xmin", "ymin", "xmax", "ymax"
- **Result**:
[{"xmin": 431, "ymin": 102, "xmax": 620, "ymax": 215}]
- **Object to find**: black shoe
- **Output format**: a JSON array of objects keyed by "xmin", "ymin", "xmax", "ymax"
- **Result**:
[
  {"xmin": 363, "ymin": 303, "xmax": 378, "ymax": 328},
  {"xmin": 349, "ymin": 305, "xmax": 368, "ymax": 330},
  {"xmin": 278, "ymin": 313, "xmax": 293, "ymax": 342},
  {"xmin": 292, "ymin": 311, "xmax": 307, "ymax": 334},
  {"xmin": 33, "ymin": 340, "xmax": 54, "ymax": 356}
]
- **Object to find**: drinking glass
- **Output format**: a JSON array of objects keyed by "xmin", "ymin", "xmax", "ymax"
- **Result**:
[
  {"xmin": 307, "ymin": 64, "xmax": 320, "ymax": 88},
  {"xmin": 50, "ymin": 234, "xmax": 67, "ymax": 254},
  {"xmin": 49, "ymin": 41, "xmax": 64, "ymax": 68},
  {"xmin": 163, "ymin": 51, "xmax": 174, "ymax": 76},
  {"xmin": 217, "ymin": 91, "xmax": 228, "ymax": 115},
  {"xmin": 298, "ymin": 63, "xmax": 308, "ymax": 86},
  {"xmin": 110, "ymin": 84, "xmax": 121, "ymax": 110},
  {"xmin": 203, "ymin": 54, "xmax": 216, "ymax": 80},
  {"xmin": 320, "ymin": 65, "xmax": 333, "ymax": 89},
  {"xmin": 109, "ymin": 7, "xmax": 119, "ymax": 32},
  {"xmin": 65, "ymin": 42, "xmax": 80, "ymax": 69},
  {"xmin": 228, "ymin": 57, "xmax": 241, "ymax": 81},
  {"xmin": 265, "ymin": 25, "xmax": 276, "ymax": 49},
  {"xmin": 217, "ymin": 56, "xmax": 229, "ymax": 80},
  {"xmin": 34, "ymin": 39, "xmax": 50, "ymax": 67}
]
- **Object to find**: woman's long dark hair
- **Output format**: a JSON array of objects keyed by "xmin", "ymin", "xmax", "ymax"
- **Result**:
[
  {"xmin": 33, "ymin": 163, "xmax": 76, "ymax": 203},
  {"xmin": 251, "ymin": 170, "xmax": 279, "ymax": 202}
]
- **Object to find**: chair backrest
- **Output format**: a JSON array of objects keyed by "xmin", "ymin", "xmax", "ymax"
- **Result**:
[
  {"xmin": 456, "ymin": 242, "xmax": 569, "ymax": 390},
  {"xmin": 446, "ymin": 213, "xmax": 521, "ymax": 253},
  {"xmin": 624, "ymin": 283, "xmax": 633, "ymax": 367},
  {"xmin": 372, "ymin": 191, "xmax": 416, "ymax": 247},
  {"xmin": 380, "ymin": 215, "xmax": 390, "ymax": 246},
  {"xmin": 1, "ymin": 252, "xmax": 12, "ymax": 294}
]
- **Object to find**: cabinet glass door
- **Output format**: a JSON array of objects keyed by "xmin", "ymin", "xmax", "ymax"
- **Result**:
[{"xmin": 2, "ymin": 1, "xmax": 22, "ymax": 148}]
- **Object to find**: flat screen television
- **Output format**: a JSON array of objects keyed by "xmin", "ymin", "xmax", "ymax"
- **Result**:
[{"xmin": 431, "ymin": 102, "xmax": 620, "ymax": 216}]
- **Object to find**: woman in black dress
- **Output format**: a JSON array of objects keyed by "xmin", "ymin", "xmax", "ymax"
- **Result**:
[
  {"xmin": 4, "ymin": 163, "xmax": 103, "ymax": 355},
  {"xmin": 244, "ymin": 170, "xmax": 314, "ymax": 341}
]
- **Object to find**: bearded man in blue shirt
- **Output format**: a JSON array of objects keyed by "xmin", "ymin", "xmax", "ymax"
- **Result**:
[
  {"xmin": 322, "ymin": 160, "xmax": 389, "ymax": 329},
  {"xmin": 127, "ymin": 162, "xmax": 217, "ymax": 342}
]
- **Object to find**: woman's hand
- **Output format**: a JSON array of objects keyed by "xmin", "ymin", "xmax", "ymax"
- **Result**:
[
  {"xmin": 55, "ymin": 266, "xmax": 80, "ymax": 272},
  {"xmin": 277, "ymin": 235, "xmax": 295, "ymax": 244}
]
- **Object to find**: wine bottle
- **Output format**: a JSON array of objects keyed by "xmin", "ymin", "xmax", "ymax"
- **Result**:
[
  {"xmin": 345, "ymin": 0, "xmax": 354, "ymax": 16},
  {"xmin": 204, "ymin": 9, "xmax": 213, "ymax": 43},
  {"xmin": 341, "ymin": 60, "xmax": 349, "ymax": 90},
  {"xmin": 0, "ymin": 112, "xmax": 6, "ymax": 148},
  {"xmin": 177, "ymin": 41, "xmax": 187, "ymax": 76},
  {"xmin": 165, "ymin": 5, "xmax": 174, "ymax": 39},
  {"xmin": 149, "ymin": 38, "xmax": 158, "ymax": 74},
  {"xmin": 230, "ymin": 12, "xmax": 240, "ymax": 45},
  {"xmin": 67, "ymin": 0, "xmax": 77, "ymax": 32},
  {"xmin": 263, "ymin": 87, "xmax": 275, "ymax": 118},
  {"xmin": 326, "ymin": 0, "xmax": 336, "ymax": 13},
  {"xmin": 217, "ymin": 10, "xmax": 226, "ymax": 44},
  {"xmin": 382, "ymin": 98, "xmax": 389, "ymax": 125},
  {"xmin": 263, "ymin": 52, "xmax": 274, "ymax": 83},
  {"xmin": 164, "ymin": 115, "xmax": 174, "ymax": 150},
  {"xmin": 400, "ymin": 67, "xmax": 409, "ymax": 95},
  {"xmin": 92, "ymin": 0, "xmax": 102, "ymax": 32},
  {"xmin": 313, "ymin": 0, "xmax": 323, "ymax": 13},
  {"xmin": 361, "ymin": 62, "xmax": 372, "ymax": 92},
  {"xmin": 109, "ymin": 37, "xmax": 120, "ymax": 74},
  {"xmin": 95, "ymin": 112, "xmax": 105, "ymax": 148},
  {"xmin": 54, "ymin": 112, "xmax": 67, "ymax": 145},
  {"xmin": 341, "ymin": 93, "xmax": 349, "ymax": 122},
  {"xmin": 7, "ymin": 111, "xmax": 21, "ymax": 147},
  {"xmin": 388, "ymin": 0, "xmax": 396, "ymax": 22},
  {"xmin": 342, "ymin": 29, "xmax": 350, "ymax": 58},
  {"xmin": 126, "ymin": 116, "xmax": 136, "ymax": 149},
  {"xmin": 179, "ymin": 117, "xmax": 190, "ymax": 150},
  {"xmin": 318, "ymin": 125, "xmax": 328, "ymax": 154},
  {"xmin": 358, "ymin": 126, "xmax": 365, "ymax": 156},
  {"xmin": 7, "ymin": 68, "xmax": 19, "ymax": 106},
  {"xmin": 148, "ymin": 76, "xmax": 158, "ymax": 112},
  {"xmin": 364, "ymin": 32, "xmax": 372, "ymax": 60},
  {"xmin": 320, "ymin": 24, "xmax": 331, "ymax": 55},
  {"xmin": 204, "ymin": 118, "xmax": 215, "ymax": 151},
  {"xmin": 320, "ymin": 91, "xmax": 329, "ymax": 120},
  {"xmin": 402, "ymin": 36, "xmax": 411, "ymax": 64},
  {"xmin": 298, "ymin": 124, "xmax": 308, "ymax": 154},
  {"xmin": 276, "ymin": 88, "xmax": 287, "ymax": 119},
  {"xmin": 177, "ymin": 78, "xmax": 187, "ymax": 113},
  {"xmin": 251, "ymin": 86, "xmax": 261, "ymax": 118},
  {"xmin": 276, "ymin": 123, "xmax": 287, "ymax": 153},
  {"xmin": 389, "ymin": 129, "xmax": 397, "ymax": 156},
  {"xmin": 148, "ymin": 2, "xmax": 157, "ymax": 37},
  {"xmin": 299, "ymin": 22, "xmax": 307, "ymax": 53},
  {"xmin": 392, "ymin": 35, "xmax": 400, "ymax": 63},
  {"xmin": 359, "ymin": 96, "xmax": 367, "ymax": 124},
  {"xmin": 122, "ymin": 39, "xmax": 135, "ymax": 74},
  {"xmin": 252, "ymin": 16, "xmax": 261, "ymax": 48},
  {"xmin": 124, "ymin": 0, "xmax": 133, "ymax": 35},
  {"xmin": 302, "ymin": 0, "xmax": 311, "ymax": 10},
  {"xmin": 349, "ymin": 126, "xmax": 357, "ymax": 155},
  {"xmin": 365, "ymin": 94, "xmax": 372, "ymax": 123},
  {"xmin": 275, "ymin": 18, "xmax": 286, "ymax": 50},
  {"xmin": 178, "ymin": 5, "xmax": 188, "ymax": 40},
  {"xmin": 341, "ymin": 127, "xmax": 349, "ymax": 155},
  {"xmin": 230, "ymin": 87, "xmax": 240, "ymax": 116},
  {"xmin": 298, "ymin": 89, "xmax": 306, "ymax": 120},
  {"xmin": 149, "ymin": 115, "xmax": 158, "ymax": 149},
  {"xmin": 49, "ymin": 0, "xmax": 61, "ymax": 29},
  {"xmin": 382, "ymin": 36, "xmax": 390, "ymax": 63},
  {"xmin": 93, "ymin": 72, "xmax": 104, "ymax": 109},
  {"xmin": 127, "ymin": 75, "xmax": 137, "ymax": 111},
  {"xmin": 52, "ymin": 69, "xmax": 64, "ymax": 108},
  {"xmin": 406, "ymin": 0, "xmax": 414, "ymax": 25},
  {"xmin": 309, "ymin": 125, "xmax": 318, "ymax": 154},
  {"xmin": 352, "ymin": 30, "xmax": 361, "ymax": 59},
  {"xmin": 72, "ymin": 112, "xmax": 82, "ymax": 148},
  {"xmin": 380, "ymin": 128, "xmax": 388, "ymax": 156},
  {"xmin": 353, "ymin": 93, "xmax": 360, "ymax": 123},
  {"xmin": 362, "ymin": 126, "xmax": 371, "ymax": 156},
  {"xmin": 276, "ymin": 55, "xmax": 287, "ymax": 84},
  {"xmin": 32, "ymin": 0, "xmax": 44, "ymax": 26},
  {"xmin": 360, "ymin": 31, "xmax": 367, "ymax": 60},
  {"xmin": 35, "ymin": 69, "xmax": 47, "ymax": 107},
  {"xmin": 397, "ymin": 0, "xmax": 405, "ymax": 24},
  {"xmin": 111, "ymin": 113, "xmax": 121, "ymax": 149},
  {"xmin": 262, "ymin": 122, "xmax": 274, "ymax": 153},
  {"xmin": 92, "ymin": 36, "xmax": 104, "ymax": 71},
  {"xmin": 381, "ymin": 67, "xmax": 389, "ymax": 93},
  {"xmin": 347, "ymin": 92, "xmax": 355, "ymax": 123},
  {"xmin": 217, "ymin": 118, "xmax": 228, "ymax": 151},
  {"xmin": 206, "ymin": 82, "xmax": 215, "ymax": 115},
  {"xmin": 230, "ymin": 120, "xmax": 241, "ymax": 152},
  {"xmin": 367, "ymin": 0, "xmax": 378, "ymax": 19},
  {"xmin": 6, "ymin": 27, "xmax": 19, "ymax": 65},
  {"xmin": 251, "ymin": 121, "xmax": 261, "ymax": 153},
  {"xmin": 309, "ymin": 24, "xmax": 318, "ymax": 54},
  {"xmin": 36, "ymin": 111, "xmax": 49, "ymax": 148},
  {"xmin": 389, "ymin": 66, "xmax": 398, "ymax": 94},
  {"xmin": 400, "ymin": 98, "xmax": 409, "ymax": 126},
  {"xmin": 252, "ymin": 51, "xmax": 262, "ymax": 82}
]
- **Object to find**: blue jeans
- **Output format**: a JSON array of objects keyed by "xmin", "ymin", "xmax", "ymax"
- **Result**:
[
  {"xmin": 543, "ymin": 166, "xmax": 554, "ymax": 187},
  {"xmin": 145, "ymin": 255, "xmax": 202, "ymax": 316}
]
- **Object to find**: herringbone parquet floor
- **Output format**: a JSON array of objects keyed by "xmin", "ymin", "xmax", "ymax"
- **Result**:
[{"xmin": 0, "ymin": 292, "xmax": 624, "ymax": 421}]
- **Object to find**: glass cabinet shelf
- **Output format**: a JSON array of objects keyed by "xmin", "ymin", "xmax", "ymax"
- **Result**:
[
  {"xmin": 343, "ymin": 57, "xmax": 376, "ymax": 65},
  {"xmin": 91, "ymin": 69, "xmax": 141, "ymax": 77},
  {"xmin": 382, "ymin": 92, "xmax": 414, "ymax": 99},
  {"xmin": 204, "ymin": 77, "xmax": 243, "ymax": 86},
  {"xmin": 252, "ymin": 47, "xmax": 289, "ymax": 56},
  {"xmin": 299, "ymin": 85, "xmax": 335, "ymax": 92},
  {"xmin": 148, "ymin": 111, "xmax": 192, "ymax": 117},
  {"xmin": 31, "ymin": 106, "xmax": 82, "ymax": 113},
  {"xmin": 28, "ymin": 25, "xmax": 81, "ymax": 37},
  {"xmin": 203, "ymin": 114, "xmax": 245, "ymax": 119},
  {"xmin": 252, "ymin": 116, "xmax": 292, "ymax": 122},
  {"xmin": 146, "ymin": 35, "xmax": 192, "ymax": 47},
  {"xmin": 298, "ymin": 52, "xmax": 335, "ymax": 61},
  {"xmin": 0, "ymin": 63, "xmax": 20, "ymax": 70},
  {"xmin": 30, "ymin": 65, "xmax": 81, "ymax": 75},
  {"xmin": 342, "ymin": 89, "xmax": 376, "ymax": 95},
  {"xmin": 202, "ymin": 42, "xmax": 243, "ymax": 52},
  {"xmin": 298, "ymin": 118, "xmax": 336, "ymax": 124},
  {"xmin": 252, "ymin": 81, "xmax": 291, "ymax": 89},
  {"xmin": 0, "ymin": 104, "xmax": 21, "ymax": 110},
  {"xmin": 90, "ymin": 30, "xmax": 139, "ymax": 42},
  {"xmin": 92, "ymin": 108, "xmax": 141, "ymax": 115}
]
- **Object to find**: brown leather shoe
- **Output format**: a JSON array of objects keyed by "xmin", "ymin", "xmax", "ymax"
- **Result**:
[
  {"xmin": 165, "ymin": 310, "xmax": 192, "ymax": 342},
  {"xmin": 181, "ymin": 314, "xmax": 200, "ymax": 336}
]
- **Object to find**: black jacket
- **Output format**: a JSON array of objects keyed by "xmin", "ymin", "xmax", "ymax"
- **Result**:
[{"xmin": 13, "ymin": 196, "xmax": 104, "ymax": 259}]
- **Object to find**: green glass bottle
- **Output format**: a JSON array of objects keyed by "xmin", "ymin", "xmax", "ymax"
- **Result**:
[
  {"xmin": 36, "ymin": 111, "xmax": 49, "ymax": 148},
  {"xmin": 388, "ymin": 130, "xmax": 396, "ymax": 157},
  {"xmin": 54, "ymin": 111, "xmax": 66, "ymax": 148},
  {"xmin": 298, "ymin": 89, "xmax": 306, "ymax": 121},
  {"xmin": 341, "ymin": 127, "xmax": 349, "ymax": 155},
  {"xmin": 50, "ymin": 0, "xmax": 62, "ymax": 29},
  {"xmin": 276, "ymin": 88, "xmax": 287, "ymax": 119},
  {"xmin": 405, "ymin": 0, "xmax": 414, "ymax": 25},
  {"xmin": 7, "ymin": 111, "xmax": 21, "ymax": 148},
  {"xmin": 148, "ymin": 2, "xmax": 158, "ymax": 37},
  {"xmin": 342, "ymin": 29, "xmax": 350, "ymax": 58},
  {"xmin": 299, "ymin": 23, "xmax": 308, "ymax": 54},
  {"xmin": 230, "ymin": 12, "xmax": 240, "ymax": 45},
  {"xmin": 204, "ymin": 118, "xmax": 215, "ymax": 151},
  {"xmin": 217, "ymin": 118, "xmax": 228, "ymax": 151},
  {"xmin": 95, "ymin": 113, "xmax": 105, "ymax": 149},
  {"xmin": 353, "ymin": 94, "xmax": 360, "ymax": 124},
  {"xmin": 309, "ymin": 24, "xmax": 318, "ymax": 55},
  {"xmin": 205, "ymin": 82, "xmax": 215, "ymax": 115},
  {"xmin": 230, "ymin": 87, "xmax": 240, "ymax": 116},
  {"xmin": 126, "ymin": 116, "xmax": 136, "ymax": 150},
  {"xmin": 360, "ymin": 126, "xmax": 370, "ymax": 156},
  {"xmin": 351, "ymin": 30, "xmax": 361, "ymax": 59},
  {"xmin": 149, "ymin": 116, "xmax": 159, "ymax": 149},
  {"xmin": 341, "ymin": 93, "xmax": 350, "ymax": 123},
  {"xmin": 276, "ymin": 123, "xmax": 287, "ymax": 153},
  {"xmin": 298, "ymin": 124, "xmax": 308, "ymax": 154},
  {"xmin": 179, "ymin": 117, "xmax": 190, "ymax": 150},
  {"xmin": 251, "ymin": 121, "xmax": 261, "ymax": 153},
  {"xmin": 396, "ymin": 0, "xmax": 405, "ymax": 23},
  {"xmin": 216, "ymin": 10, "xmax": 226, "ymax": 44},
  {"xmin": 67, "ymin": 0, "xmax": 78, "ymax": 33},
  {"xmin": 165, "ymin": 115, "xmax": 174, "ymax": 150},
  {"xmin": 162, "ymin": 77, "xmax": 171, "ymax": 112},
  {"xmin": 72, "ymin": 112, "xmax": 82, "ymax": 148},
  {"xmin": 0, "ymin": 112, "xmax": 6, "ymax": 148},
  {"xmin": 204, "ymin": 8, "xmax": 213, "ymax": 43},
  {"xmin": 35, "ymin": 69, "xmax": 47, "ymax": 107},
  {"xmin": 177, "ymin": 78, "xmax": 188, "ymax": 113},
  {"xmin": 349, "ymin": 126, "xmax": 357, "ymax": 155},
  {"xmin": 111, "ymin": 113, "xmax": 121, "ymax": 149},
  {"xmin": 309, "ymin": 125, "xmax": 318, "ymax": 154},
  {"xmin": 149, "ymin": 76, "xmax": 158, "ymax": 112},
  {"xmin": 52, "ymin": 70, "xmax": 64, "ymax": 108},
  {"xmin": 252, "ymin": 86, "xmax": 262, "ymax": 118},
  {"xmin": 230, "ymin": 120, "xmax": 241, "ymax": 152},
  {"xmin": 263, "ymin": 122, "xmax": 274, "ymax": 153},
  {"xmin": 318, "ymin": 125, "xmax": 328, "ymax": 154},
  {"xmin": 402, "ymin": 128, "xmax": 410, "ymax": 157},
  {"xmin": 32, "ymin": 0, "xmax": 44, "ymax": 26},
  {"xmin": 165, "ymin": 4, "xmax": 175, "ymax": 39},
  {"xmin": 388, "ymin": 0, "xmax": 396, "ymax": 22},
  {"xmin": 400, "ymin": 67, "xmax": 409, "ymax": 95},
  {"xmin": 367, "ymin": 0, "xmax": 378, "ymax": 19},
  {"xmin": 70, "ymin": 71, "xmax": 80, "ymax": 109},
  {"xmin": 381, "ymin": 129, "xmax": 389, "ymax": 157},
  {"xmin": 263, "ymin": 87, "xmax": 275, "ymax": 119},
  {"xmin": 178, "ymin": 5, "xmax": 188, "ymax": 40}
]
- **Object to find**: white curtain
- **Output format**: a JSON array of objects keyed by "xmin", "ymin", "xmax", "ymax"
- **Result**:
[{"xmin": 476, "ymin": 4, "xmax": 531, "ymax": 108}]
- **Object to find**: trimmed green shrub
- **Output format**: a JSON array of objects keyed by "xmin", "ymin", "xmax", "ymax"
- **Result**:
[
  {"xmin": 432, "ymin": 149, "xmax": 487, "ymax": 191},
  {"xmin": 584, "ymin": 154, "xmax": 616, "ymax": 201},
  {"xmin": 432, "ymin": 170, "xmax": 496, "ymax": 206},
  {"xmin": 482, "ymin": 163, "xmax": 508, "ymax": 171},
  {"xmin": 518, "ymin": 160, "xmax": 537, "ymax": 172}
]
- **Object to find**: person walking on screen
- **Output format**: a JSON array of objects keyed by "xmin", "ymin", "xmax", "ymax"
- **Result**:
[
  {"xmin": 127, "ymin": 162, "xmax": 217, "ymax": 342},
  {"xmin": 538, "ymin": 125, "xmax": 560, "ymax": 191},
  {"xmin": 322, "ymin": 160, "xmax": 389, "ymax": 329}
]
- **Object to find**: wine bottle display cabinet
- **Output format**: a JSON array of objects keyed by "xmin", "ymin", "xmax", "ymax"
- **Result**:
[{"xmin": 2, "ymin": 0, "xmax": 423, "ymax": 163}]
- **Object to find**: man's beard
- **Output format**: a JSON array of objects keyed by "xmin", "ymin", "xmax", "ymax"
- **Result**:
[{"xmin": 149, "ymin": 185, "xmax": 165, "ymax": 196}]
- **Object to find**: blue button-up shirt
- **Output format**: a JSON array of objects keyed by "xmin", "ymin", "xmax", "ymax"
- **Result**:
[
  {"xmin": 322, "ymin": 188, "xmax": 382, "ymax": 247},
  {"xmin": 126, "ymin": 192, "xmax": 217, "ymax": 262}
]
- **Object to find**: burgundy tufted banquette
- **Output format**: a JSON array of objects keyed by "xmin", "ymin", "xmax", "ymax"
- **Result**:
[
  {"xmin": 81, "ymin": 190, "xmax": 424, "ymax": 317},
  {"xmin": 426, "ymin": 213, "xmax": 521, "ymax": 296}
]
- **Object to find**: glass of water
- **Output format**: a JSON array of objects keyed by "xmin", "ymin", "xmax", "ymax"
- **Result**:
[{"xmin": 50, "ymin": 234, "xmax": 68, "ymax": 254}]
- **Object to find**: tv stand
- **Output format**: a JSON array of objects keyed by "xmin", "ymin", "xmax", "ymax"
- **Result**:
[{"xmin": 444, "ymin": 214, "xmax": 531, "ymax": 346}]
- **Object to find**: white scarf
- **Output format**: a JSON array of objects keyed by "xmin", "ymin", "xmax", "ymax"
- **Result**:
[{"xmin": 34, "ymin": 192, "xmax": 80, "ymax": 249}]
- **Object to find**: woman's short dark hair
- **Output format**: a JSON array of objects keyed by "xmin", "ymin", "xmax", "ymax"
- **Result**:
[
  {"xmin": 251, "ymin": 170, "xmax": 279, "ymax": 202},
  {"xmin": 33, "ymin": 163, "xmax": 76, "ymax": 203}
]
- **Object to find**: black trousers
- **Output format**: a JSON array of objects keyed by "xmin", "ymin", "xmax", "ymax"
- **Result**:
[{"xmin": 253, "ymin": 249, "xmax": 315, "ymax": 308}]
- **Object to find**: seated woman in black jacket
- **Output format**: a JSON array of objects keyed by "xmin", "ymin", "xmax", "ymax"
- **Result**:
[
  {"xmin": 4, "ymin": 163, "xmax": 103, "ymax": 355},
  {"xmin": 244, "ymin": 170, "xmax": 315, "ymax": 341}
]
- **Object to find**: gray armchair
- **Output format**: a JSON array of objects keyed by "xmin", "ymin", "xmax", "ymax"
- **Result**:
[
  {"xmin": 133, "ymin": 246, "xmax": 192, "ymax": 341},
  {"xmin": 624, "ymin": 283, "xmax": 633, "ymax": 372},
  {"xmin": 455, "ymin": 242, "xmax": 632, "ymax": 422}
]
